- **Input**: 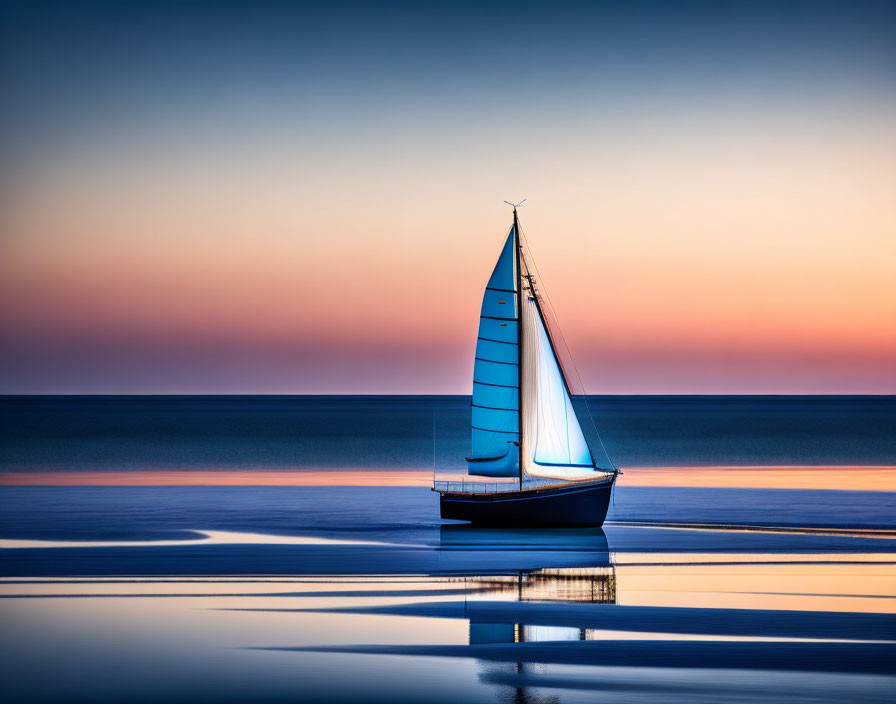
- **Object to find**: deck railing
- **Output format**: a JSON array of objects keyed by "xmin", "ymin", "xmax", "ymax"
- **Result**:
[
  {"xmin": 433, "ymin": 480, "xmax": 521, "ymax": 494},
  {"xmin": 433, "ymin": 473, "xmax": 613, "ymax": 495}
]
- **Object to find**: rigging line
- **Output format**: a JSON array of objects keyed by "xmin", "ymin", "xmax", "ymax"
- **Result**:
[{"xmin": 516, "ymin": 224, "xmax": 616, "ymax": 471}]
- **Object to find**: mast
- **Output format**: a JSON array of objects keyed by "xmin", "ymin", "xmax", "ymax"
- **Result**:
[{"xmin": 513, "ymin": 206, "xmax": 524, "ymax": 489}]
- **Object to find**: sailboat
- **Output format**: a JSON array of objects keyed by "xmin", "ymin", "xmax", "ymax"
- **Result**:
[{"xmin": 434, "ymin": 203, "xmax": 617, "ymax": 526}]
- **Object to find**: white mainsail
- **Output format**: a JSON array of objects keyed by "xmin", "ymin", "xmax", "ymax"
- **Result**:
[{"xmin": 468, "ymin": 213, "xmax": 605, "ymax": 482}]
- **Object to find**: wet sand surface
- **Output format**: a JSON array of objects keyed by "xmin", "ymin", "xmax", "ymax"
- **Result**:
[
  {"xmin": 2, "ymin": 485, "xmax": 895, "ymax": 703},
  {"xmin": 2, "ymin": 396, "xmax": 894, "ymax": 702}
]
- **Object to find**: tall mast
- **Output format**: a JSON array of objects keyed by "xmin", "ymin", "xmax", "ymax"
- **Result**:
[{"xmin": 513, "ymin": 207, "xmax": 524, "ymax": 489}]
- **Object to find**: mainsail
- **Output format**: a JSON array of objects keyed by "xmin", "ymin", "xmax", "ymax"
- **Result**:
[
  {"xmin": 468, "ymin": 228, "xmax": 520, "ymax": 477},
  {"xmin": 468, "ymin": 211, "xmax": 605, "ymax": 482}
]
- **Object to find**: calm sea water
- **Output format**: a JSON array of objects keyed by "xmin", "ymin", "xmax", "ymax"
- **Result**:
[
  {"xmin": 2, "ymin": 395, "xmax": 894, "ymax": 471},
  {"xmin": 2, "ymin": 396, "xmax": 894, "ymax": 703}
]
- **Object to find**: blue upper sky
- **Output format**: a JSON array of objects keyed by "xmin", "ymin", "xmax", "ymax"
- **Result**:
[{"xmin": 1, "ymin": 1, "xmax": 894, "ymax": 393}]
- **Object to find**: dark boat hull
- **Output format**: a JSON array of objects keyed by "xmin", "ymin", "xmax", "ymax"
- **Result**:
[{"xmin": 438, "ymin": 478, "xmax": 615, "ymax": 527}]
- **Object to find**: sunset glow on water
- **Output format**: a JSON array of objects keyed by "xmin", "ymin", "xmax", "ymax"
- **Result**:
[{"xmin": 2, "ymin": 466, "xmax": 895, "ymax": 492}]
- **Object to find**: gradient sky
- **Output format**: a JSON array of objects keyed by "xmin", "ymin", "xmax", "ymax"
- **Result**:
[{"xmin": 1, "ymin": 0, "xmax": 894, "ymax": 393}]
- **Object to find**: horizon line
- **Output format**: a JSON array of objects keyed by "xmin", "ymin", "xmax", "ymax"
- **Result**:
[{"xmin": 1, "ymin": 392, "xmax": 894, "ymax": 398}]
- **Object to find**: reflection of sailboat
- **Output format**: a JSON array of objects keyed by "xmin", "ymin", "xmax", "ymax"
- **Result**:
[
  {"xmin": 461, "ymin": 565, "xmax": 617, "ymax": 646},
  {"xmin": 438, "ymin": 524, "xmax": 612, "ymax": 559},
  {"xmin": 462, "ymin": 567, "xmax": 617, "ymax": 608},
  {"xmin": 444, "ymin": 526, "xmax": 617, "ymax": 704},
  {"xmin": 438, "ymin": 525, "xmax": 616, "ymax": 640},
  {"xmin": 434, "ymin": 204, "xmax": 617, "ymax": 525},
  {"xmin": 465, "ymin": 566, "xmax": 617, "ymax": 651},
  {"xmin": 436, "ymin": 524, "xmax": 614, "ymax": 575}
]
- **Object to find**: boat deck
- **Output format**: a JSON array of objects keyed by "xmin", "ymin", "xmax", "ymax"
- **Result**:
[{"xmin": 433, "ymin": 473, "xmax": 614, "ymax": 495}]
